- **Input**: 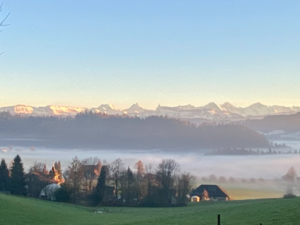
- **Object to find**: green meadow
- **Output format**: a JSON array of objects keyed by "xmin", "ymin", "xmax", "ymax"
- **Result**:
[{"xmin": 1, "ymin": 194, "xmax": 300, "ymax": 225}]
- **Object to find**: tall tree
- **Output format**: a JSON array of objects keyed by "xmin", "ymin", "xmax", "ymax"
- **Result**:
[
  {"xmin": 283, "ymin": 167, "xmax": 297, "ymax": 183},
  {"xmin": 10, "ymin": 155, "xmax": 26, "ymax": 195},
  {"xmin": 134, "ymin": 160, "xmax": 145, "ymax": 177},
  {"xmin": 110, "ymin": 158, "xmax": 124, "ymax": 198},
  {"xmin": 65, "ymin": 157, "xmax": 84, "ymax": 204},
  {"xmin": 0, "ymin": 159, "xmax": 9, "ymax": 191},
  {"xmin": 95, "ymin": 165, "xmax": 107, "ymax": 204},
  {"xmin": 134, "ymin": 160, "xmax": 146, "ymax": 200},
  {"xmin": 156, "ymin": 159, "xmax": 180, "ymax": 205},
  {"xmin": 176, "ymin": 173, "xmax": 195, "ymax": 204},
  {"xmin": 120, "ymin": 167, "xmax": 136, "ymax": 202}
]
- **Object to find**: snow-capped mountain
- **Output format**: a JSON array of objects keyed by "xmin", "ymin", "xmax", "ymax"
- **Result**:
[
  {"xmin": 0, "ymin": 105, "xmax": 87, "ymax": 116},
  {"xmin": 1, "ymin": 102, "xmax": 300, "ymax": 122},
  {"xmin": 90, "ymin": 104, "xmax": 125, "ymax": 115},
  {"xmin": 124, "ymin": 103, "xmax": 148, "ymax": 115}
]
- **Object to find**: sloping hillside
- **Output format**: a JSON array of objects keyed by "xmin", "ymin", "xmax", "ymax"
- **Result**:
[{"xmin": 0, "ymin": 194, "xmax": 300, "ymax": 225}]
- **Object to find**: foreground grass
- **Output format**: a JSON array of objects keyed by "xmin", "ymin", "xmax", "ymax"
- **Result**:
[{"xmin": 1, "ymin": 194, "xmax": 300, "ymax": 225}]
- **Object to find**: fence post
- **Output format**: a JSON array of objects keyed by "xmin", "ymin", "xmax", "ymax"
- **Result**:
[{"xmin": 217, "ymin": 214, "xmax": 220, "ymax": 225}]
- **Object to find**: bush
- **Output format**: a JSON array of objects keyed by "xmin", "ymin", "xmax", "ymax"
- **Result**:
[
  {"xmin": 55, "ymin": 185, "xmax": 70, "ymax": 202},
  {"xmin": 283, "ymin": 186, "xmax": 297, "ymax": 198},
  {"xmin": 283, "ymin": 193, "xmax": 296, "ymax": 198}
]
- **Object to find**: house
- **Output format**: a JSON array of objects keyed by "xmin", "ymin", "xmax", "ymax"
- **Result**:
[
  {"xmin": 190, "ymin": 184, "xmax": 230, "ymax": 201},
  {"xmin": 25, "ymin": 163, "xmax": 64, "ymax": 198}
]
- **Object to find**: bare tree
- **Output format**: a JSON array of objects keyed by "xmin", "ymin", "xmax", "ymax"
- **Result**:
[
  {"xmin": 282, "ymin": 166, "xmax": 297, "ymax": 183},
  {"xmin": 218, "ymin": 176, "xmax": 227, "ymax": 183},
  {"xmin": 208, "ymin": 174, "xmax": 217, "ymax": 182},
  {"xmin": 176, "ymin": 172, "xmax": 195, "ymax": 204},
  {"xmin": 156, "ymin": 159, "xmax": 180, "ymax": 205},
  {"xmin": 65, "ymin": 157, "xmax": 84, "ymax": 204},
  {"xmin": 110, "ymin": 158, "xmax": 124, "ymax": 198},
  {"xmin": 29, "ymin": 162, "xmax": 45, "ymax": 173},
  {"xmin": 0, "ymin": 3, "xmax": 9, "ymax": 55},
  {"xmin": 0, "ymin": 3, "xmax": 9, "ymax": 28}
]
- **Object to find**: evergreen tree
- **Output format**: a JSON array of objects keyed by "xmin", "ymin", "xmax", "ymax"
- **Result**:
[
  {"xmin": 0, "ymin": 159, "xmax": 10, "ymax": 191},
  {"xmin": 10, "ymin": 155, "xmax": 26, "ymax": 195},
  {"xmin": 121, "ymin": 167, "xmax": 136, "ymax": 201},
  {"xmin": 95, "ymin": 165, "xmax": 107, "ymax": 204}
]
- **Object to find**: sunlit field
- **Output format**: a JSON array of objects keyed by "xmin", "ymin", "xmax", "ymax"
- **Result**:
[
  {"xmin": 225, "ymin": 187, "xmax": 284, "ymax": 200},
  {"xmin": 1, "ymin": 194, "xmax": 300, "ymax": 225}
]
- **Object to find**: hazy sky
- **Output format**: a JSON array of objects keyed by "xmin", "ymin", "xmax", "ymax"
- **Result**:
[{"xmin": 0, "ymin": 1, "xmax": 299, "ymax": 109}]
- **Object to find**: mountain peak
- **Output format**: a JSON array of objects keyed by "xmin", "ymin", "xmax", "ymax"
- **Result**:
[
  {"xmin": 125, "ymin": 103, "xmax": 146, "ymax": 114},
  {"xmin": 249, "ymin": 102, "xmax": 266, "ymax": 108},
  {"xmin": 97, "ymin": 104, "xmax": 118, "ymax": 111},
  {"xmin": 204, "ymin": 102, "xmax": 222, "ymax": 111},
  {"xmin": 221, "ymin": 102, "xmax": 234, "ymax": 107}
]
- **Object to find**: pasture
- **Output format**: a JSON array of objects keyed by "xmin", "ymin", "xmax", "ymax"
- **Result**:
[{"xmin": 0, "ymin": 194, "xmax": 299, "ymax": 225}]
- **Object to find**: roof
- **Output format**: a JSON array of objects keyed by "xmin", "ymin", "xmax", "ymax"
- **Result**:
[
  {"xmin": 25, "ymin": 172, "xmax": 59, "ymax": 184},
  {"xmin": 190, "ymin": 184, "xmax": 229, "ymax": 198}
]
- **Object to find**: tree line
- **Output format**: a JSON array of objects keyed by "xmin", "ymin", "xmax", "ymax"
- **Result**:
[
  {"xmin": 0, "ymin": 111, "xmax": 269, "ymax": 149},
  {"xmin": 0, "ymin": 155, "xmax": 195, "ymax": 207}
]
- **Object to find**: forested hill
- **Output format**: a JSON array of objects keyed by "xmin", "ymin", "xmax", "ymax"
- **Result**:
[
  {"xmin": 0, "ymin": 112, "xmax": 269, "ymax": 149},
  {"xmin": 244, "ymin": 112, "xmax": 300, "ymax": 133}
]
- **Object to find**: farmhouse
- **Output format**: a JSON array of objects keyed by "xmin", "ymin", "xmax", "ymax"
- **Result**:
[{"xmin": 190, "ymin": 184, "xmax": 229, "ymax": 202}]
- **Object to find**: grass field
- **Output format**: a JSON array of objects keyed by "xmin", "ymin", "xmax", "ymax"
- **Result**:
[
  {"xmin": 225, "ymin": 187, "xmax": 284, "ymax": 200},
  {"xmin": 1, "ymin": 194, "xmax": 300, "ymax": 225}
]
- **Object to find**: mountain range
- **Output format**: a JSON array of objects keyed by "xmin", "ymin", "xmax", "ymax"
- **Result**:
[{"xmin": 1, "ymin": 102, "xmax": 300, "ymax": 122}]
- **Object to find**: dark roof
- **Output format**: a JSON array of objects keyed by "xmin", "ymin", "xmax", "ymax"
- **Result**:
[{"xmin": 190, "ymin": 184, "xmax": 229, "ymax": 198}]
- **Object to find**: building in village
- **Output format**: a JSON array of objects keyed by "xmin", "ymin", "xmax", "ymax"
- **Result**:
[
  {"xmin": 25, "ymin": 162, "xmax": 64, "ymax": 199},
  {"xmin": 190, "ymin": 184, "xmax": 230, "ymax": 202}
]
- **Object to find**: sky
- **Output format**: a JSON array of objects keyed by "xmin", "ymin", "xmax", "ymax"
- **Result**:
[{"xmin": 0, "ymin": 1, "xmax": 299, "ymax": 109}]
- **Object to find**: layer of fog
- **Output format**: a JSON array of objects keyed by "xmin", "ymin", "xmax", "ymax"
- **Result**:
[{"xmin": 0, "ymin": 145, "xmax": 299, "ymax": 180}]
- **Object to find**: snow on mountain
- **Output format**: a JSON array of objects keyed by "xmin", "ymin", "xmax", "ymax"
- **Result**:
[
  {"xmin": 0, "ymin": 105, "xmax": 87, "ymax": 116},
  {"xmin": 91, "ymin": 104, "xmax": 125, "ymax": 115},
  {"xmin": 1, "ymin": 102, "xmax": 300, "ymax": 121},
  {"xmin": 0, "ymin": 105, "xmax": 34, "ymax": 114},
  {"xmin": 154, "ymin": 103, "xmax": 241, "ymax": 120},
  {"xmin": 271, "ymin": 105, "xmax": 300, "ymax": 114},
  {"xmin": 203, "ymin": 102, "xmax": 223, "ymax": 112},
  {"xmin": 46, "ymin": 105, "xmax": 86, "ymax": 116},
  {"xmin": 221, "ymin": 102, "xmax": 241, "ymax": 114},
  {"xmin": 239, "ymin": 102, "xmax": 276, "ymax": 117},
  {"xmin": 124, "ymin": 103, "xmax": 148, "ymax": 114}
]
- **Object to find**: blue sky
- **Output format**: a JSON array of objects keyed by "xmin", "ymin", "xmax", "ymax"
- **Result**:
[{"xmin": 0, "ymin": 1, "xmax": 299, "ymax": 109}]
